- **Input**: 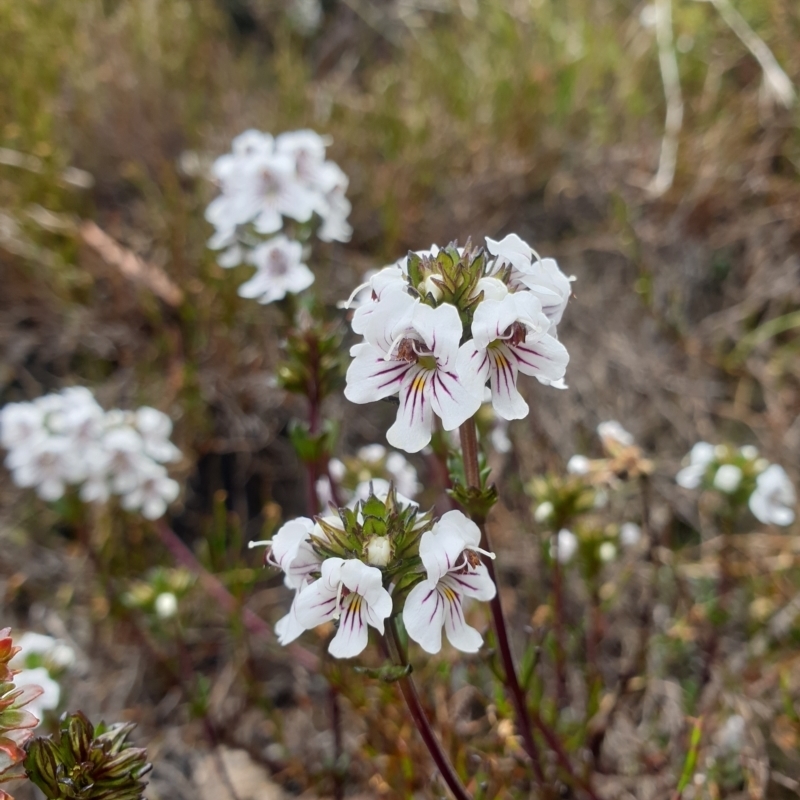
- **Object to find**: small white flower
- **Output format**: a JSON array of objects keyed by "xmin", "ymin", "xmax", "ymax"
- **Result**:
[
  {"xmin": 490, "ymin": 419, "xmax": 513, "ymax": 454},
  {"xmin": 345, "ymin": 290, "xmax": 480, "ymax": 453},
  {"xmin": 0, "ymin": 402, "xmax": 46, "ymax": 451},
  {"xmin": 238, "ymin": 236, "xmax": 314, "ymax": 305},
  {"xmin": 739, "ymin": 445, "xmax": 759, "ymax": 460},
  {"xmin": 384, "ymin": 451, "xmax": 421, "ymax": 498},
  {"xmin": 599, "ymin": 542, "xmax": 617, "ymax": 562},
  {"xmin": 749, "ymin": 464, "xmax": 795, "ymax": 526},
  {"xmin": 619, "ymin": 522, "xmax": 642, "ymax": 547},
  {"xmin": 551, "ymin": 529, "xmax": 578, "ymax": 563},
  {"xmin": 7, "ymin": 436, "xmax": 73, "ymax": 501},
  {"xmin": 154, "ymin": 592, "xmax": 179, "ymax": 619},
  {"xmin": 403, "ymin": 511, "xmax": 496, "ymax": 654},
  {"xmin": 534, "ymin": 501, "xmax": 554, "ymax": 523},
  {"xmin": 294, "ymin": 558, "xmax": 392, "ymax": 658},
  {"xmin": 135, "ymin": 407, "xmax": 182, "ymax": 463},
  {"xmin": 716, "ymin": 715, "xmax": 746, "ymax": 753},
  {"xmin": 713, "ymin": 464, "xmax": 742, "ymax": 494},
  {"xmin": 676, "ymin": 441, "xmax": 716, "ymax": 489},
  {"xmin": 597, "ymin": 420, "xmax": 635, "ymax": 447},
  {"xmin": 121, "ymin": 462, "xmax": 180, "ymax": 520},
  {"xmin": 567, "ymin": 454, "xmax": 591, "ymax": 475},
  {"xmin": 358, "ymin": 444, "xmax": 387, "ymax": 463},
  {"xmin": 457, "ymin": 292, "xmax": 569, "ymax": 420}
]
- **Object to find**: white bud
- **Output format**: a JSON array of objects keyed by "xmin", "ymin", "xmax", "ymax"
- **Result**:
[
  {"xmin": 599, "ymin": 542, "xmax": 617, "ymax": 563},
  {"xmin": 739, "ymin": 445, "xmax": 758, "ymax": 460},
  {"xmin": 155, "ymin": 592, "xmax": 178, "ymax": 619},
  {"xmin": 423, "ymin": 275, "xmax": 443, "ymax": 301},
  {"xmin": 713, "ymin": 464, "xmax": 742, "ymax": 494},
  {"xmin": 534, "ymin": 501, "xmax": 554, "ymax": 522},
  {"xmin": 551, "ymin": 529, "xmax": 578, "ymax": 564},
  {"xmin": 567, "ymin": 455, "xmax": 591, "ymax": 475},
  {"xmin": 474, "ymin": 277, "xmax": 508, "ymax": 302},
  {"xmin": 365, "ymin": 537, "xmax": 392, "ymax": 567}
]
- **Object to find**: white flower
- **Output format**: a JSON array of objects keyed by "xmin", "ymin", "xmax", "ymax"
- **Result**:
[
  {"xmin": 134, "ymin": 407, "xmax": 182, "ymax": 463},
  {"xmin": 713, "ymin": 464, "xmax": 742, "ymax": 494},
  {"xmin": 676, "ymin": 441, "xmax": 715, "ymax": 489},
  {"xmin": 599, "ymin": 542, "xmax": 617, "ymax": 562},
  {"xmin": 154, "ymin": 592, "xmax": 179, "ymax": 619},
  {"xmin": 534, "ymin": 501, "xmax": 554, "ymax": 523},
  {"xmin": 14, "ymin": 667, "xmax": 60, "ymax": 723},
  {"xmin": 485, "ymin": 235, "xmax": 572, "ymax": 328},
  {"xmin": 551, "ymin": 529, "xmax": 578, "ymax": 563},
  {"xmin": 238, "ymin": 236, "xmax": 314, "ymax": 305},
  {"xmin": 103, "ymin": 426, "xmax": 148, "ymax": 495},
  {"xmin": 749, "ymin": 464, "xmax": 795, "ymax": 526},
  {"xmin": 739, "ymin": 445, "xmax": 759, "ymax": 460},
  {"xmin": 403, "ymin": 510, "xmax": 496, "ymax": 654},
  {"xmin": 457, "ymin": 292, "xmax": 569, "ymax": 420},
  {"xmin": 385, "ymin": 451, "xmax": 421, "ymax": 498},
  {"xmin": 121, "ymin": 462, "xmax": 180, "ymax": 519},
  {"xmin": 10, "ymin": 633, "xmax": 70, "ymax": 670},
  {"xmin": 0, "ymin": 402, "xmax": 46, "ymax": 451},
  {"xmin": 294, "ymin": 558, "xmax": 392, "ymax": 658},
  {"xmin": 619, "ymin": 522, "xmax": 642, "ymax": 547},
  {"xmin": 345, "ymin": 290, "xmax": 481, "ymax": 453},
  {"xmin": 490, "ymin": 418, "xmax": 513, "ymax": 454},
  {"xmin": 6, "ymin": 436, "xmax": 73, "ymax": 501},
  {"xmin": 597, "ymin": 420, "xmax": 635, "ymax": 447},
  {"xmin": 347, "ymin": 266, "xmax": 408, "ymax": 334},
  {"xmin": 567, "ymin": 454, "xmax": 591, "ymax": 475}
]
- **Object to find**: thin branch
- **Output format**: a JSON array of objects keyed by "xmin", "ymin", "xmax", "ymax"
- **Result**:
[{"xmin": 649, "ymin": 0, "xmax": 684, "ymax": 197}]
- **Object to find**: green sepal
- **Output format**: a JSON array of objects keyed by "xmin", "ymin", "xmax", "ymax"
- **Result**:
[{"xmin": 448, "ymin": 481, "xmax": 498, "ymax": 520}]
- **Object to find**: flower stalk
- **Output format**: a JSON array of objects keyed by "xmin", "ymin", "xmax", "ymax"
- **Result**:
[{"xmin": 384, "ymin": 619, "xmax": 472, "ymax": 800}]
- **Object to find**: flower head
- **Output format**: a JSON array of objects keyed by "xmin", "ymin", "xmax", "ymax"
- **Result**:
[
  {"xmin": 749, "ymin": 464, "xmax": 795, "ymax": 526},
  {"xmin": 402, "ymin": 511, "xmax": 496, "ymax": 654}
]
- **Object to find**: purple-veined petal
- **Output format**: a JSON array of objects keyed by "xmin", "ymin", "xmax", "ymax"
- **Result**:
[
  {"xmin": 329, "ymin": 594, "xmax": 370, "ymax": 658},
  {"xmin": 403, "ymin": 580, "xmax": 446, "ymax": 654},
  {"xmin": 410, "ymin": 302, "xmax": 462, "ymax": 367},
  {"xmin": 442, "ymin": 567, "xmax": 496, "ymax": 603},
  {"xmin": 345, "ymin": 343, "xmax": 412, "ymax": 404},
  {"xmin": 442, "ymin": 587, "xmax": 484, "ymax": 653},
  {"xmin": 275, "ymin": 596, "xmax": 307, "ymax": 645},
  {"xmin": 428, "ymin": 368, "xmax": 481, "ymax": 432},
  {"xmin": 456, "ymin": 340, "xmax": 491, "ymax": 401},
  {"xmin": 487, "ymin": 343, "xmax": 528, "ymax": 420},
  {"xmin": 387, "ymin": 365, "xmax": 435, "ymax": 453},
  {"xmin": 419, "ymin": 525, "xmax": 471, "ymax": 584},
  {"xmin": 508, "ymin": 334, "xmax": 569, "ymax": 382}
]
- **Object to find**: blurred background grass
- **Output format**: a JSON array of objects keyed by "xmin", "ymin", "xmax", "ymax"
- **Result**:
[{"xmin": 1, "ymin": 0, "xmax": 800, "ymax": 798}]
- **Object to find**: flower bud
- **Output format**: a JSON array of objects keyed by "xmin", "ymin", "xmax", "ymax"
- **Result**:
[
  {"xmin": 365, "ymin": 536, "xmax": 393, "ymax": 567},
  {"xmin": 154, "ymin": 592, "xmax": 178, "ymax": 619},
  {"xmin": 423, "ymin": 275, "xmax": 443, "ymax": 302}
]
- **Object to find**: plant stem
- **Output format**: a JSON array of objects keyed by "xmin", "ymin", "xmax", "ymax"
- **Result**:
[
  {"xmin": 384, "ymin": 619, "xmax": 473, "ymax": 800},
  {"xmin": 458, "ymin": 419, "xmax": 545, "ymax": 781},
  {"xmin": 458, "ymin": 417, "xmax": 601, "ymax": 800}
]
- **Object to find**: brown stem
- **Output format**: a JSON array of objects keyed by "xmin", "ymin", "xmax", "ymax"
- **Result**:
[
  {"xmin": 384, "ymin": 620, "xmax": 473, "ymax": 800},
  {"xmin": 458, "ymin": 418, "xmax": 600, "ymax": 800}
]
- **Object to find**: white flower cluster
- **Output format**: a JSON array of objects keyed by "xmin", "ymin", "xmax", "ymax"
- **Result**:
[
  {"xmin": 206, "ymin": 129, "xmax": 352, "ymax": 304},
  {"xmin": 10, "ymin": 632, "xmax": 76, "ymax": 724},
  {"xmin": 676, "ymin": 442, "xmax": 795, "ymax": 526},
  {"xmin": 259, "ymin": 503, "xmax": 495, "ymax": 659},
  {"xmin": 1, "ymin": 388, "xmax": 181, "ymax": 519},
  {"xmin": 344, "ymin": 235, "xmax": 572, "ymax": 453},
  {"xmin": 317, "ymin": 444, "xmax": 421, "ymax": 508},
  {"xmin": 551, "ymin": 522, "xmax": 641, "ymax": 565}
]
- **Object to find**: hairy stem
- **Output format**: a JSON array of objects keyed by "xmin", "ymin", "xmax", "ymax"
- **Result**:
[{"xmin": 384, "ymin": 619, "xmax": 473, "ymax": 800}]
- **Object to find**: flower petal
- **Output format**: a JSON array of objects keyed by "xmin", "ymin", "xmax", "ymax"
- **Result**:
[
  {"xmin": 387, "ymin": 366, "xmax": 434, "ymax": 453},
  {"xmin": 487, "ymin": 344, "xmax": 528, "ymax": 420},
  {"xmin": 403, "ymin": 580, "xmax": 445, "ymax": 654},
  {"xmin": 428, "ymin": 368, "xmax": 482, "ymax": 432},
  {"xmin": 345, "ymin": 343, "xmax": 412, "ymax": 404},
  {"xmin": 329, "ymin": 594, "xmax": 370, "ymax": 658},
  {"xmin": 509, "ymin": 334, "xmax": 569, "ymax": 383}
]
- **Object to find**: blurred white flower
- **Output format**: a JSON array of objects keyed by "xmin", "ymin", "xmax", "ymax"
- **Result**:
[
  {"xmin": 619, "ymin": 522, "xmax": 642, "ymax": 547},
  {"xmin": 12, "ymin": 632, "xmax": 76, "ymax": 673},
  {"xmin": 739, "ymin": 445, "xmax": 759, "ymax": 460},
  {"xmin": 597, "ymin": 420, "xmax": 634, "ymax": 447},
  {"xmin": 121, "ymin": 462, "xmax": 180, "ymax": 520},
  {"xmin": 1, "ymin": 389, "xmax": 182, "ymax": 520},
  {"xmin": 551, "ymin": 529, "xmax": 578, "ymax": 563},
  {"xmin": 676, "ymin": 441, "xmax": 715, "ymax": 489},
  {"xmin": 599, "ymin": 542, "xmax": 617, "ymax": 562},
  {"xmin": 154, "ymin": 592, "xmax": 179, "ymax": 619},
  {"xmin": 749, "ymin": 464, "xmax": 795, "ymax": 526},
  {"xmin": 567, "ymin": 454, "xmax": 591, "ymax": 475},
  {"xmin": 534, "ymin": 501, "xmax": 554, "ymax": 523},
  {"xmin": 713, "ymin": 464, "xmax": 742, "ymax": 494},
  {"xmin": 716, "ymin": 715, "xmax": 746, "ymax": 753},
  {"xmin": 238, "ymin": 235, "xmax": 314, "ymax": 305}
]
